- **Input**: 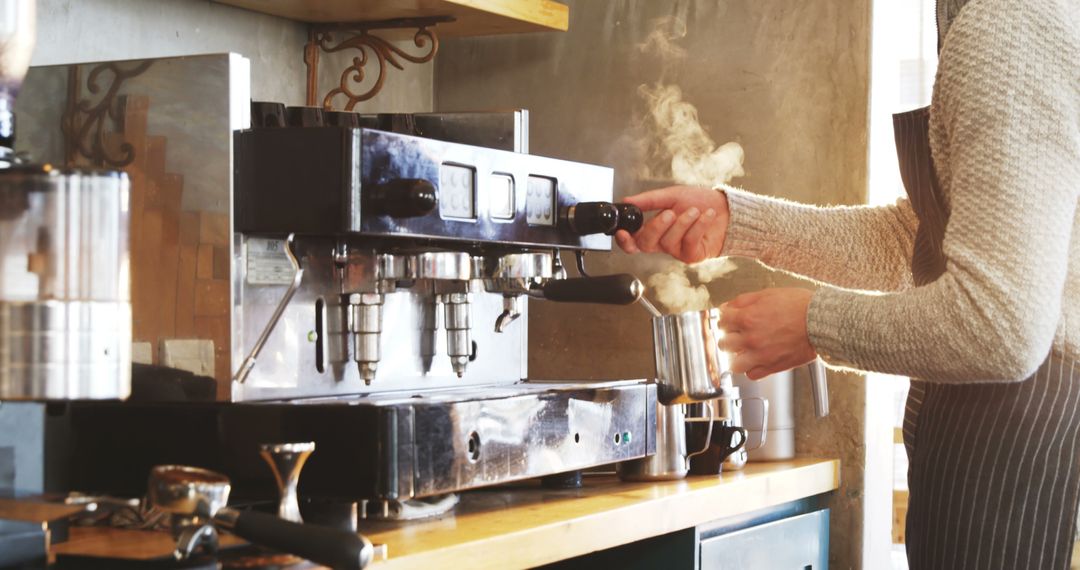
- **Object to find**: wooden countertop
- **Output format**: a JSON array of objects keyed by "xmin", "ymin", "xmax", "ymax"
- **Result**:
[
  {"xmin": 363, "ymin": 458, "xmax": 838, "ymax": 569},
  {"xmin": 32, "ymin": 458, "xmax": 838, "ymax": 569}
]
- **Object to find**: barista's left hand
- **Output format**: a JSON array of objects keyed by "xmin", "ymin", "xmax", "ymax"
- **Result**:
[{"xmin": 718, "ymin": 288, "xmax": 817, "ymax": 380}]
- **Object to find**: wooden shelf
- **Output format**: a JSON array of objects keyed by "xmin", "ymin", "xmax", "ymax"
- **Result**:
[{"xmin": 212, "ymin": 0, "xmax": 569, "ymax": 37}]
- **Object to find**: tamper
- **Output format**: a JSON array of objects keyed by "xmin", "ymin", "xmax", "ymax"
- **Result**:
[{"xmin": 259, "ymin": 442, "xmax": 315, "ymax": 523}]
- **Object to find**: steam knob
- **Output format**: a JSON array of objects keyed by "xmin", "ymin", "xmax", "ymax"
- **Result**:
[
  {"xmin": 614, "ymin": 203, "xmax": 644, "ymax": 234},
  {"xmin": 366, "ymin": 179, "xmax": 438, "ymax": 218},
  {"xmin": 562, "ymin": 202, "xmax": 644, "ymax": 236},
  {"xmin": 562, "ymin": 202, "xmax": 618, "ymax": 235}
]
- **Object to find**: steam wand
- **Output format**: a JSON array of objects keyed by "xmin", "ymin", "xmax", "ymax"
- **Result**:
[
  {"xmin": 638, "ymin": 295, "xmax": 663, "ymax": 318},
  {"xmin": 576, "ymin": 251, "xmax": 662, "ymax": 318}
]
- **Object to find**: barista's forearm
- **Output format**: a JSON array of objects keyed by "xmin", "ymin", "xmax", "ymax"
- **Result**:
[{"xmin": 720, "ymin": 186, "xmax": 917, "ymax": 292}]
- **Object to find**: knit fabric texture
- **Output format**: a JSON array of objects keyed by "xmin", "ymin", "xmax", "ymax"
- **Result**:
[{"xmin": 720, "ymin": 0, "xmax": 1080, "ymax": 383}]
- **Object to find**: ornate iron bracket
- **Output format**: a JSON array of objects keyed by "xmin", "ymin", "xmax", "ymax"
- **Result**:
[
  {"xmin": 305, "ymin": 16, "xmax": 452, "ymax": 111},
  {"xmin": 61, "ymin": 60, "xmax": 153, "ymax": 168}
]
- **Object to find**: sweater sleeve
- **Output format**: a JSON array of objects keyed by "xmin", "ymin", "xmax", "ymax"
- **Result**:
[
  {"xmin": 722, "ymin": 187, "xmax": 918, "ymax": 292},
  {"xmin": 806, "ymin": 0, "xmax": 1080, "ymax": 382}
]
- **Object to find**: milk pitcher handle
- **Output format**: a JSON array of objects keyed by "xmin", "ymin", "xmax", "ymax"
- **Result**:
[
  {"xmin": 743, "ymin": 397, "xmax": 769, "ymax": 451},
  {"xmin": 808, "ymin": 359, "xmax": 829, "ymax": 417},
  {"xmin": 683, "ymin": 402, "xmax": 716, "ymax": 468}
]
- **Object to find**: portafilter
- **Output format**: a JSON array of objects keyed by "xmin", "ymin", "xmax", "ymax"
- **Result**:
[{"xmin": 148, "ymin": 465, "xmax": 373, "ymax": 570}]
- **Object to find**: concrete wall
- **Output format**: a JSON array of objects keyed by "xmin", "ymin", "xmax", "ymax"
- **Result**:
[
  {"xmin": 30, "ymin": 0, "xmax": 433, "ymax": 111},
  {"xmin": 435, "ymin": 1, "xmax": 872, "ymax": 567}
]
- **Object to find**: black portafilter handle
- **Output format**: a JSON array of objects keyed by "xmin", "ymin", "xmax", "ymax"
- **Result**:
[
  {"xmin": 563, "ymin": 202, "xmax": 645, "ymax": 235},
  {"xmin": 217, "ymin": 507, "xmax": 373, "ymax": 570},
  {"xmin": 366, "ymin": 178, "xmax": 438, "ymax": 218},
  {"xmin": 541, "ymin": 274, "xmax": 644, "ymax": 305}
]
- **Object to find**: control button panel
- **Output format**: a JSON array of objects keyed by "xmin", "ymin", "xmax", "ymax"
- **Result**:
[
  {"xmin": 489, "ymin": 173, "xmax": 515, "ymax": 220},
  {"xmin": 525, "ymin": 175, "xmax": 556, "ymax": 227},
  {"xmin": 438, "ymin": 163, "xmax": 476, "ymax": 220}
]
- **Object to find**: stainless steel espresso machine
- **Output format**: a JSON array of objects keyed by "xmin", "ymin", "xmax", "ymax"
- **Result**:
[{"xmin": 49, "ymin": 101, "xmax": 657, "ymax": 520}]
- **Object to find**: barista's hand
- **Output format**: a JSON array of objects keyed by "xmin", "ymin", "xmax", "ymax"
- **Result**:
[
  {"xmin": 717, "ymin": 288, "xmax": 817, "ymax": 380},
  {"xmin": 614, "ymin": 186, "xmax": 729, "ymax": 263}
]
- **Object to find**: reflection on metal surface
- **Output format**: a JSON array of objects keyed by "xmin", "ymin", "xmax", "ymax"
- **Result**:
[
  {"xmin": 233, "ymin": 128, "xmax": 614, "ymax": 250},
  {"xmin": 60, "ymin": 61, "xmax": 153, "ymax": 167},
  {"xmin": 617, "ymin": 401, "xmax": 711, "ymax": 481},
  {"xmin": 232, "ymin": 237, "xmax": 531, "ymax": 401},
  {"xmin": 259, "ymin": 442, "xmax": 316, "ymax": 523},
  {"xmin": 359, "ymin": 494, "xmax": 458, "ymax": 521},
  {"xmin": 235, "ymin": 233, "xmax": 303, "ymax": 384},
  {"xmin": 306, "ymin": 17, "xmax": 451, "ymax": 111},
  {"xmin": 0, "ymin": 167, "xmax": 132, "ymax": 400},
  {"xmin": 0, "ymin": 300, "xmax": 132, "ymax": 399},
  {"xmin": 652, "ymin": 308, "xmax": 735, "ymax": 405},
  {"xmin": 368, "ymin": 381, "xmax": 656, "ymax": 498}
]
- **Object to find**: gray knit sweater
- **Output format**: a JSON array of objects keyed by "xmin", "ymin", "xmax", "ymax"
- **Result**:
[{"xmin": 720, "ymin": 0, "xmax": 1080, "ymax": 382}]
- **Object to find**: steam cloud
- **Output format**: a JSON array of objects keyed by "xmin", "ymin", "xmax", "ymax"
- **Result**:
[
  {"xmin": 647, "ymin": 258, "xmax": 737, "ymax": 314},
  {"xmin": 634, "ymin": 17, "xmax": 744, "ymax": 314},
  {"xmin": 638, "ymin": 84, "xmax": 745, "ymax": 187}
]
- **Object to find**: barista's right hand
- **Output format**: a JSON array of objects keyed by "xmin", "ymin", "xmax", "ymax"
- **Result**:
[{"xmin": 614, "ymin": 185, "xmax": 729, "ymax": 264}]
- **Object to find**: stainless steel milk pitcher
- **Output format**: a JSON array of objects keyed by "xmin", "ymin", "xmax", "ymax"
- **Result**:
[{"xmin": 651, "ymin": 308, "xmax": 735, "ymax": 405}]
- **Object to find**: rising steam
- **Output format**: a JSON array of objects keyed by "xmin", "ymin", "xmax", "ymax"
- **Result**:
[
  {"xmin": 647, "ymin": 258, "xmax": 737, "ymax": 314},
  {"xmin": 638, "ymin": 84, "xmax": 745, "ymax": 187},
  {"xmin": 634, "ymin": 18, "xmax": 744, "ymax": 314}
]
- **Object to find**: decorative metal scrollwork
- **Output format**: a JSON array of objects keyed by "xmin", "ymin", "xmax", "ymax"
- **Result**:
[
  {"xmin": 307, "ymin": 17, "xmax": 451, "ymax": 111},
  {"xmin": 61, "ymin": 60, "xmax": 153, "ymax": 168}
]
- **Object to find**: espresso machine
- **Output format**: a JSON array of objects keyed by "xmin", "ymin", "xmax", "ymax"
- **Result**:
[{"xmin": 48, "ymin": 101, "xmax": 657, "ymax": 520}]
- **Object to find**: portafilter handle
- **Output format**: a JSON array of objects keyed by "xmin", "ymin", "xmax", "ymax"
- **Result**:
[
  {"xmin": 214, "ymin": 508, "xmax": 373, "ymax": 570},
  {"xmin": 148, "ymin": 465, "xmax": 373, "ymax": 570},
  {"xmin": 808, "ymin": 359, "xmax": 829, "ymax": 417},
  {"xmin": 539, "ymin": 274, "xmax": 643, "ymax": 305},
  {"xmin": 259, "ymin": 442, "xmax": 315, "ymax": 524}
]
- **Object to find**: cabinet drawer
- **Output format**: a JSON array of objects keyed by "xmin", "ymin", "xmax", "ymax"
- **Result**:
[{"xmin": 700, "ymin": 509, "xmax": 829, "ymax": 570}]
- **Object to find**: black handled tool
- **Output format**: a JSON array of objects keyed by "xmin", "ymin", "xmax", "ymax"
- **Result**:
[
  {"xmin": 561, "ymin": 202, "xmax": 645, "ymax": 235},
  {"xmin": 217, "ymin": 508, "xmax": 372, "ymax": 570},
  {"xmin": 541, "ymin": 274, "xmax": 644, "ymax": 305}
]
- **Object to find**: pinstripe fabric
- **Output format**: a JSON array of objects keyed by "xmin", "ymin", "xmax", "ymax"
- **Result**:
[{"xmin": 895, "ymin": 106, "xmax": 1080, "ymax": 569}]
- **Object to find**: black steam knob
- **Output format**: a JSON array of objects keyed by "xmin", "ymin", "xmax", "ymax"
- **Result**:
[
  {"xmin": 561, "ymin": 202, "xmax": 618, "ymax": 236},
  {"xmin": 561, "ymin": 202, "xmax": 645, "ymax": 236},
  {"xmin": 614, "ymin": 203, "xmax": 644, "ymax": 234},
  {"xmin": 366, "ymin": 179, "xmax": 437, "ymax": 218}
]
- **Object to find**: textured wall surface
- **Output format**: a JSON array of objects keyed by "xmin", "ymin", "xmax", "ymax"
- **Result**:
[
  {"xmin": 29, "ymin": 0, "xmax": 433, "ymax": 110},
  {"xmin": 436, "ymin": 1, "xmax": 872, "ymax": 567}
]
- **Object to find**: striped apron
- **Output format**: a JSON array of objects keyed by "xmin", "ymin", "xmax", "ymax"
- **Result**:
[{"xmin": 895, "ymin": 107, "xmax": 1080, "ymax": 570}]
